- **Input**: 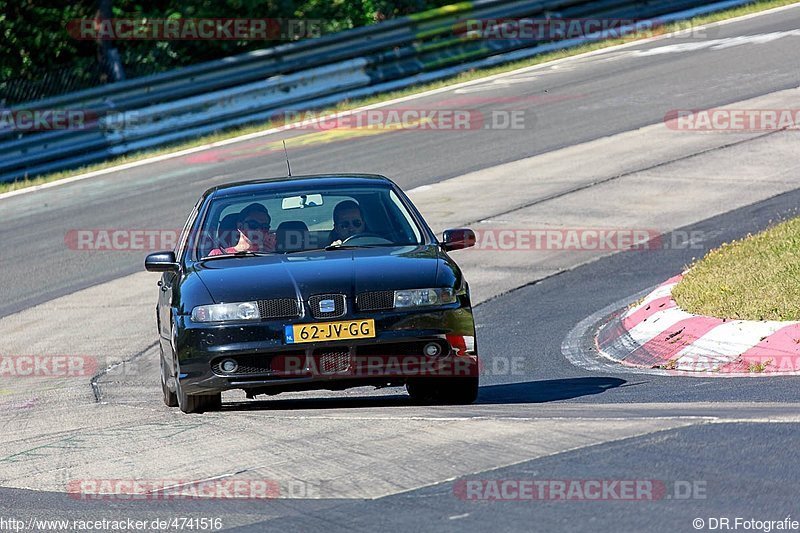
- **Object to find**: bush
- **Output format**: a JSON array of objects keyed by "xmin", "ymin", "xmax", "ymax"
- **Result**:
[{"xmin": 0, "ymin": 0, "xmax": 455, "ymax": 104}]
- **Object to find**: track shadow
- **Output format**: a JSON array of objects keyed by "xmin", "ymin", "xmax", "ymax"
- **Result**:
[
  {"xmin": 219, "ymin": 377, "xmax": 625, "ymax": 411},
  {"xmin": 476, "ymin": 377, "xmax": 626, "ymax": 404},
  {"xmin": 222, "ymin": 391, "xmax": 412, "ymax": 411}
]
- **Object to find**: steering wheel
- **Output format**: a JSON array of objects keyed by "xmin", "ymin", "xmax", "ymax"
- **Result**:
[{"xmin": 340, "ymin": 233, "xmax": 394, "ymax": 245}]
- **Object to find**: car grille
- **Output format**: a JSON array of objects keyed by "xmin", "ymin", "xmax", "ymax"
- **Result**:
[
  {"xmin": 314, "ymin": 349, "xmax": 351, "ymax": 374},
  {"xmin": 356, "ymin": 291, "xmax": 394, "ymax": 311},
  {"xmin": 258, "ymin": 298, "xmax": 301, "ymax": 319},
  {"xmin": 308, "ymin": 294, "xmax": 346, "ymax": 319}
]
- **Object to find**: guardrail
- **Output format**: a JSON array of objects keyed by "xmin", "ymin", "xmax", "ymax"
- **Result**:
[{"xmin": 0, "ymin": 0, "xmax": 755, "ymax": 183}]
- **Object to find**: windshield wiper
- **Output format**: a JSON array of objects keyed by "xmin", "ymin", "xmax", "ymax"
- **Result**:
[
  {"xmin": 324, "ymin": 243, "xmax": 381, "ymax": 251},
  {"xmin": 199, "ymin": 250, "xmax": 274, "ymax": 260},
  {"xmin": 282, "ymin": 247, "xmax": 325, "ymax": 254},
  {"xmin": 278, "ymin": 244, "xmax": 379, "ymax": 253},
  {"xmin": 268, "ymin": 243, "xmax": 401, "ymax": 254}
]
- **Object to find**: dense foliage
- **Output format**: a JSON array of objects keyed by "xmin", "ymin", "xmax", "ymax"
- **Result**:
[{"xmin": 1, "ymin": 0, "xmax": 452, "ymax": 102}]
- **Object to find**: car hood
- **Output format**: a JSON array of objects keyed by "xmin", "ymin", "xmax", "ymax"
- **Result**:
[{"xmin": 190, "ymin": 245, "xmax": 452, "ymax": 303}]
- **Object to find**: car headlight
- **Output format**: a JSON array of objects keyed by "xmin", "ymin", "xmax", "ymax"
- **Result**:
[
  {"xmin": 394, "ymin": 288, "xmax": 457, "ymax": 308},
  {"xmin": 191, "ymin": 302, "xmax": 260, "ymax": 322}
]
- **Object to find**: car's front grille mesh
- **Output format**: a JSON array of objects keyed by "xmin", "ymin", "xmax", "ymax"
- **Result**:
[
  {"xmin": 314, "ymin": 349, "xmax": 351, "ymax": 374},
  {"xmin": 308, "ymin": 294, "xmax": 346, "ymax": 319},
  {"xmin": 356, "ymin": 291, "xmax": 394, "ymax": 311},
  {"xmin": 258, "ymin": 299, "xmax": 301, "ymax": 319}
]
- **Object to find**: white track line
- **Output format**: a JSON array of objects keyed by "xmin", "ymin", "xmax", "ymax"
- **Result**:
[{"xmin": 2, "ymin": 1, "xmax": 800, "ymax": 201}]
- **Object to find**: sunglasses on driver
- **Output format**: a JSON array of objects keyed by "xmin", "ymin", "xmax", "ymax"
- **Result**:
[
  {"xmin": 242, "ymin": 219, "xmax": 271, "ymax": 231},
  {"xmin": 338, "ymin": 218, "xmax": 363, "ymax": 230}
]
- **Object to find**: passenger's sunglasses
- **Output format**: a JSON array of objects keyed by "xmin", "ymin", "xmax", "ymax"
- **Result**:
[
  {"xmin": 242, "ymin": 219, "xmax": 270, "ymax": 231},
  {"xmin": 339, "ymin": 219, "xmax": 363, "ymax": 229}
]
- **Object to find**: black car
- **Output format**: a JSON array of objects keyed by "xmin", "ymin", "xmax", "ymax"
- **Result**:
[{"xmin": 145, "ymin": 174, "xmax": 479, "ymax": 413}]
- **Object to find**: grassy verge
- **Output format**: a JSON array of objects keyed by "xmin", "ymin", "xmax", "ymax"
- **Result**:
[
  {"xmin": 672, "ymin": 216, "xmax": 800, "ymax": 321},
  {"xmin": 2, "ymin": 0, "xmax": 798, "ymax": 195}
]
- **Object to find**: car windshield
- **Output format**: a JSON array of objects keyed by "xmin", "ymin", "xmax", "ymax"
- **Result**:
[{"xmin": 193, "ymin": 184, "xmax": 425, "ymax": 258}]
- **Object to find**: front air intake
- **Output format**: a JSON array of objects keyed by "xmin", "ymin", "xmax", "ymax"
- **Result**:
[
  {"xmin": 356, "ymin": 291, "xmax": 394, "ymax": 311},
  {"xmin": 257, "ymin": 299, "xmax": 301, "ymax": 319}
]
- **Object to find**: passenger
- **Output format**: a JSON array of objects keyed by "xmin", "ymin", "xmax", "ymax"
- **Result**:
[{"xmin": 209, "ymin": 203, "xmax": 276, "ymax": 255}]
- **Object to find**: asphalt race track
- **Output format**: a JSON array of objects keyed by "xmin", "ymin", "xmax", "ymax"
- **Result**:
[
  {"xmin": 2, "ymin": 5, "xmax": 800, "ymax": 532},
  {"xmin": 5, "ymin": 4, "xmax": 800, "ymax": 317}
]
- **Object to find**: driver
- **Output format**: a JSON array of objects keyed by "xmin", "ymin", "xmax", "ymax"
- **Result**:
[
  {"xmin": 329, "ymin": 200, "xmax": 366, "ymax": 245},
  {"xmin": 209, "ymin": 203, "xmax": 276, "ymax": 255}
]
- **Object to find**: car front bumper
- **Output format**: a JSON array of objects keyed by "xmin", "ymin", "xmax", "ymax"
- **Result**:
[{"xmin": 173, "ymin": 305, "xmax": 478, "ymax": 395}]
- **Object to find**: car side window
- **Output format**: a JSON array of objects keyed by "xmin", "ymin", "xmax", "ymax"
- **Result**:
[{"xmin": 177, "ymin": 197, "xmax": 206, "ymax": 262}]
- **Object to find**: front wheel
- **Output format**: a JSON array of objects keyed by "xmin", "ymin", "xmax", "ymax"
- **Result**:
[
  {"xmin": 175, "ymin": 367, "xmax": 222, "ymax": 414},
  {"xmin": 160, "ymin": 348, "xmax": 178, "ymax": 407},
  {"xmin": 406, "ymin": 376, "xmax": 479, "ymax": 405}
]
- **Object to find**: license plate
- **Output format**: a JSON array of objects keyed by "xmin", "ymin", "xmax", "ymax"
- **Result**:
[{"xmin": 285, "ymin": 319, "xmax": 375, "ymax": 344}]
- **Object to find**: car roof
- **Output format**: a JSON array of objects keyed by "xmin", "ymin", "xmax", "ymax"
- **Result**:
[{"xmin": 206, "ymin": 174, "xmax": 395, "ymax": 199}]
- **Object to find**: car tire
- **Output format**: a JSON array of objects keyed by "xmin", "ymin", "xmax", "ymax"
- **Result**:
[
  {"xmin": 175, "ymin": 365, "xmax": 222, "ymax": 414},
  {"xmin": 406, "ymin": 376, "xmax": 479, "ymax": 405},
  {"xmin": 160, "ymin": 350, "xmax": 178, "ymax": 408},
  {"xmin": 176, "ymin": 384, "xmax": 222, "ymax": 414}
]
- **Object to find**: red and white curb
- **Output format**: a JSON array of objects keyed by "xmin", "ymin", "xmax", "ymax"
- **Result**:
[{"xmin": 596, "ymin": 274, "xmax": 800, "ymax": 374}]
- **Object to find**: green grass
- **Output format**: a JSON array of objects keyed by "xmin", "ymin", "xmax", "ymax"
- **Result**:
[
  {"xmin": 2, "ymin": 0, "xmax": 798, "ymax": 195},
  {"xmin": 672, "ymin": 216, "xmax": 800, "ymax": 321},
  {"xmin": 748, "ymin": 359, "xmax": 773, "ymax": 372}
]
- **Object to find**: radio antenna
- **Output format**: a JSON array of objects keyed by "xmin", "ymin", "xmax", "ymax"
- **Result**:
[{"xmin": 282, "ymin": 140, "xmax": 292, "ymax": 177}]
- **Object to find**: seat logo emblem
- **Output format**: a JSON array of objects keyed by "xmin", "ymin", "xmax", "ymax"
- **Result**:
[{"xmin": 319, "ymin": 299, "xmax": 336, "ymax": 313}]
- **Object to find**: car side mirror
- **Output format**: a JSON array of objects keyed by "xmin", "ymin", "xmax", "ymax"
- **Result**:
[
  {"xmin": 441, "ymin": 228, "xmax": 476, "ymax": 251},
  {"xmin": 145, "ymin": 251, "xmax": 179, "ymax": 272}
]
